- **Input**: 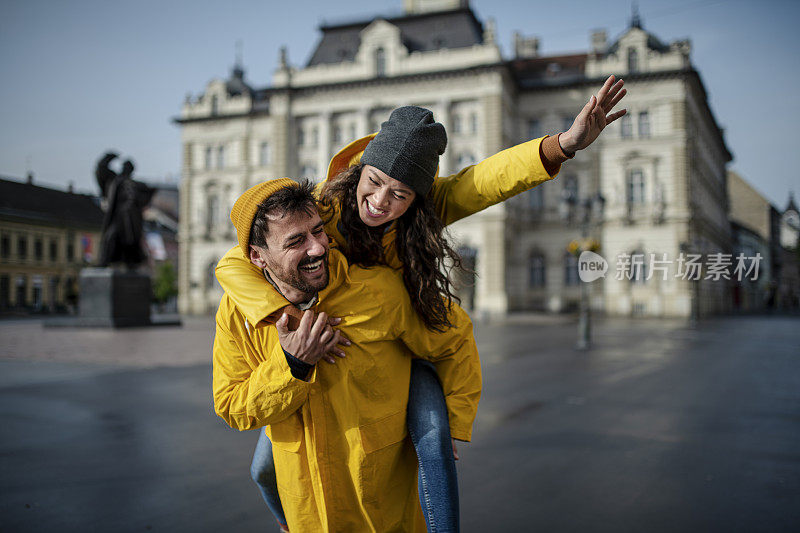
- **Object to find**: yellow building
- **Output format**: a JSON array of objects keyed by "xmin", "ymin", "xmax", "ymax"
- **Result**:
[{"xmin": 0, "ymin": 175, "xmax": 103, "ymax": 314}]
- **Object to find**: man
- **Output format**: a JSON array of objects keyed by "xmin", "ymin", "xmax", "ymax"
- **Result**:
[{"xmin": 212, "ymin": 178, "xmax": 480, "ymax": 532}]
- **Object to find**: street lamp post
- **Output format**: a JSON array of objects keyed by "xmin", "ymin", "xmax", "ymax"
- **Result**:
[{"xmin": 562, "ymin": 190, "xmax": 605, "ymax": 350}]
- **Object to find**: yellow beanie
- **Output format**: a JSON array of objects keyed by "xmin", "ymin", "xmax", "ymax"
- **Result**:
[{"xmin": 229, "ymin": 178, "xmax": 298, "ymax": 258}]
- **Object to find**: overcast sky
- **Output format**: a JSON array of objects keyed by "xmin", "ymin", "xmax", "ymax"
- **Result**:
[{"xmin": 1, "ymin": 0, "xmax": 798, "ymax": 208}]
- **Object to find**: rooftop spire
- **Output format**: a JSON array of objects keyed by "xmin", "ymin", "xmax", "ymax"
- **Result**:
[{"xmin": 631, "ymin": 1, "xmax": 642, "ymax": 29}]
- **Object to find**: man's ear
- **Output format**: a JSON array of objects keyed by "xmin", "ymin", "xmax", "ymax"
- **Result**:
[{"xmin": 249, "ymin": 245, "xmax": 268, "ymax": 269}]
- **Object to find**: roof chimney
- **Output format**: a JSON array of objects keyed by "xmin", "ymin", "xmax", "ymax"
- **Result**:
[
  {"xmin": 513, "ymin": 32, "xmax": 540, "ymax": 59},
  {"xmin": 26, "ymin": 172, "xmax": 33, "ymax": 184},
  {"xmin": 591, "ymin": 30, "xmax": 607, "ymax": 55}
]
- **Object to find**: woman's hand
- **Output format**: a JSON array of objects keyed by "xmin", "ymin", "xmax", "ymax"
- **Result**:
[
  {"xmin": 559, "ymin": 75, "xmax": 627, "ymax": 155},
  {"xmin": 452, "ymin": 438, "xmax": 459, "ymax": 461}
]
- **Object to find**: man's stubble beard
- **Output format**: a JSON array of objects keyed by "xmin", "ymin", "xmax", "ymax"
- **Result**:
[{"xmin": 266, "ymin": 252, "xmax": 330, "ymax": 299}]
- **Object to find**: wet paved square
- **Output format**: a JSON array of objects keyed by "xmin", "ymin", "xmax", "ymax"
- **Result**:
[{"xmin": 1, "ymin": 315, "xmax": 798, "ymax": 532}]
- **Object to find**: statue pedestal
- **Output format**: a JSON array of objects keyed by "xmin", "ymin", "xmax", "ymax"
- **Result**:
[
  {"xmin": 76, "ymin": 268, "xmax": 152, "ymax": 327},
  {"xmin": 46, "ymin": 268, "xmax": 181, "ymax": 328}
]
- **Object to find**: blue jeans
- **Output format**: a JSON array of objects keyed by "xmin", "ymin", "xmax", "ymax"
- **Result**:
[
  {"xmin": 251, "ymin": 430, "xmax": 287, "ymax": 527},
  {"xmin": 250, "ymin": 358, "xmax": 458, "ymax": 532}
]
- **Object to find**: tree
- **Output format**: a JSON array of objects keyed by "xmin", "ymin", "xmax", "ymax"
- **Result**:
[{"xmin": 152, "ymin": 262, "xmax": 178, "ymax": 305}]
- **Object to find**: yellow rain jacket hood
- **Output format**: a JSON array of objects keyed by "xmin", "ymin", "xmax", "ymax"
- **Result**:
[{"xmin": 213, "ymin": 248, "xmax": 481, "ymax": 531}]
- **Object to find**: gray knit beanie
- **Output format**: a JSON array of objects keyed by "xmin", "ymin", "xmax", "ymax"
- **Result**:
[{"xmin": 361, "ymin": 106, "xmax": 447, "ymax": 196}]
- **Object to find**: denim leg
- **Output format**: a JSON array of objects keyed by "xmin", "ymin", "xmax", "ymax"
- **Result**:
[
  {"xmin": 250, "ymin": 430, "xmax": 288, "ymax": 527},
  {"xmin": 407, "ymin": 359, "xmax": 459, "ymax": 533}
]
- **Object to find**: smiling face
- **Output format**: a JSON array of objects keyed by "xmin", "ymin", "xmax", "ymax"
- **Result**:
[
  {"xmin": 249, "ymin": 207, "xmax": 330, "ymax": 304},
  {"xmin": 355, "ymin": 165, "xmax": 417, "ymax": 227}
]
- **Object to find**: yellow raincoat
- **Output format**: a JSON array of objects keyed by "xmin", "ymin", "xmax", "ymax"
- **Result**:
[{"xmin": 213, "ymin": 248, "xmax": 481, "ymax": 531}]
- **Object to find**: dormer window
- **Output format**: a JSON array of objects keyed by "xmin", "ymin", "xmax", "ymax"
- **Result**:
[
  {"xmin": 375, "ymin": 47, "xmax": 386, "ymax": 78},
  {"xmin": 627, "ymin": 47, "xmax": 639, "ymax": 73},
  {"xmin": 210, "ymin": 95, "xmax": 219, "ymax": 115}
]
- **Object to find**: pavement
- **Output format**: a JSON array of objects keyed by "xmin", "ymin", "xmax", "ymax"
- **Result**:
[{"xmin": 0, "ymin": 314, "xmax": 799, "ymax": 532}]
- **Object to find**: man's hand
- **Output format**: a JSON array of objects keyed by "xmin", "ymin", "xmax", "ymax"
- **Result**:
[
  {"xmin": 276, "ymin": 310, "xmax": 349, "ymax": 366},
  {"xmin": 559, "ymin": 75, "xmax": 627, "ymax": 154}
]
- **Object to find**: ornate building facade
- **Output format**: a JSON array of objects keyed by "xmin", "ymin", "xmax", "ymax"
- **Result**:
[{"xmin": 175, "ymin": 0, "xmax": 733, "ymax": 317}]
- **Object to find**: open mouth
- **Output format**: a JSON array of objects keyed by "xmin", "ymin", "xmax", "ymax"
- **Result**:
[
  {"xmin": 365, "ymin": 199, "xmax": 387, "ymax": 218},
  {"xmin": 299, "ymin": 258, "xmax": 324, "ymax": 273}
]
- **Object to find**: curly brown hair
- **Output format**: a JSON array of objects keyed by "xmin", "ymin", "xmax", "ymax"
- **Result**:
[{"xmin": 318, "ymin": 164, "xmax": 464, "ymax": 331}]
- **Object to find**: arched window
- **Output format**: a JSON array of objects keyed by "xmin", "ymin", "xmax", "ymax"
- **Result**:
[
  {"xmin": 627, "ymin": 47, "xmax": 639, "ymax": 73},
  {"xmin": 529, "ymin": 252, "xmax": 546, "ymax": 288},
  {"xmin": 375, "ymin": 47, "xmax": 386, "ymax": 78}
]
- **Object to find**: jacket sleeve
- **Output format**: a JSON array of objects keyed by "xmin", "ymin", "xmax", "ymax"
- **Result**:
[
  {"xmin": 396, "ymin": 302, "xmax": 482, "ymax": 442},
  {"xmin": 212, "ymin": 303, "xmax": 315, "ymax": 431},
  {"xmin": 215, "ymin": 245, "xmax": 289, "ymax": 327},
  {"xmin": 429, "ymin": 136, "xmax": 564, "ymax": 226}
]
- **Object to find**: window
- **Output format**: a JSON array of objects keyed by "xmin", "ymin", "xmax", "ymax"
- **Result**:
[
  {"xmin": 49, "ymin": 239, "xmax": 58, "ymax": 261},
  {"xmin": 15, "ymin": 275, "xmax": 26, "ymax": 307},
  {"xmin": 210, "ymin": 95, "xmax": 219, "ymax": 115},
  {"xmin": 620, "ymin": 114, "xmax": 633, "ymax": 138},
  {"xmin": 216, "ymin": 146, "xmax": 225, "ymax": 169},
  {"xmin": 1, "ymin": 235, "xmax": 9, "ymax": 258},
  {"xmin": 470, "ymin": 113, "xmax": 478, "ymax": 134},
  {"xmin": 349, "ymin": 124, "xmax": 356, "ymax": 140},
  {"xmin": 627, "ymin": 47, "xmax": 639, "ymax": 73},
  {"xmin": 206, "ymin": 194, "xmax": 219, "ymax": 238},
  {"xmin": 333, "ymin": 125, "xmax": 342, "ymax": 144},
  {"xmin": 453, "ymin": 114, "xmax": 462, "ymax": 134},
  {"xmin": 311, "ymin": 127, "xmax": 319, "ymax": 147},
  {"xmin": 34, "ymin": 239, "xmax": 43, "ymax": 261},
  {"xmin": 206, "ymin": 259, "xmax": 219, "ymax": 290},
  {"xmin": 627, "ymin": 169, "xmax": 646, "ymax": 205},
  {"xmin": 67, "ymin": 237, "xmax": 75, "ymax": 261},
  {"xmin": 562, "ymin": 175, "xmax": 578, "ymax": 201},
  {"xmin": 528, "ymin": 119, "xmax": 541, "ymax": 139},
  {"xmin": 528, "ymin": 187, "xmax": 544, "ymax": 211},
  {"xmin": 17, "ymin": 237, "xmax": 27, "ymax": 259},
  {"xmin": 630, "ymin": 251, "xmax": 647, "ymax": 283},
  {"xmin": 457, "ymin": 152, "xmax": 475, "ymax": 168},
  {"xmin": 301, "ymin": 165, "xmax": 318, "ymax": 182},
  {"xmin": 259, "ymin": 142, "xmax": 270, "ymax": 166},
  {"xmin": 638, "ymin": 111, "xmax": 650, "ymax": 138},
  {"xmin": 0, "ymin": 275, "xmax": 8, "ymax": 308},
  {"xmin": 204, "ymin": 147, "xmax": 212, "ymax": 170},
  {"xmin": 529, "ymin": 253, "xmax": 546, "ymax": 288},
  {"xmin": 297, "ymin": 128, "xmax": 305, "ymax": 146},
  {"xmin": 564, "ymin": 253, "xmax": 579, "ymax": 286},
  {"xmin": 375, "ymin": 47, "xmax": 386, "ymax": 77}
]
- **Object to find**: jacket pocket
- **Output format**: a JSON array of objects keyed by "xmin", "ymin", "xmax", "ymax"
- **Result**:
[
  {"xmin": 358, "ymin": 410, "xmax": 409, "ymax": 506},
  {"xmin": 359, "ymin": 409, "xmax": 407, "ymax": 454},
  {"xmin": 267, "ymin": 412, "xmax": 303, "ymax": 453}
]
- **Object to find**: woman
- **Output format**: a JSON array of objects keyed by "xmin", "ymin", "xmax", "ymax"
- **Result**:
[{"xmin": 217, "ymin": 75, "xmax": 627, "ymax": 532}]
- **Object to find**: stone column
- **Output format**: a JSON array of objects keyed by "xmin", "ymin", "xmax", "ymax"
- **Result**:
[
  {"xmin": 473, "ymin": 93, "xmax": 508, "ymax": 315},
  {"xmin": 270, "ymin": 91, "xmax": 292, "ymax": 177},
  {"xmin": 318, "ymin": 111, "xmax": 332, "ymax": 180},
  {"xmin": 436, "ymin": 99, "xmax": 451, "ymax": 175},
  {"xmin": 177, "ymin": 141, "xmax": 193, "ymax": 315}
]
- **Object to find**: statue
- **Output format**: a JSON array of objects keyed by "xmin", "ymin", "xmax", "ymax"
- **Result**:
[{"xmin": 95, "ymin": 152, "xmax": 155, "ymax": 269}]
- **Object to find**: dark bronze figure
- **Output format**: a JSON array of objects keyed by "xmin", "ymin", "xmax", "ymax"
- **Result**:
[{"xmin": 95, "ymin": 152, "xmax": 155, "ymax": 268}]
